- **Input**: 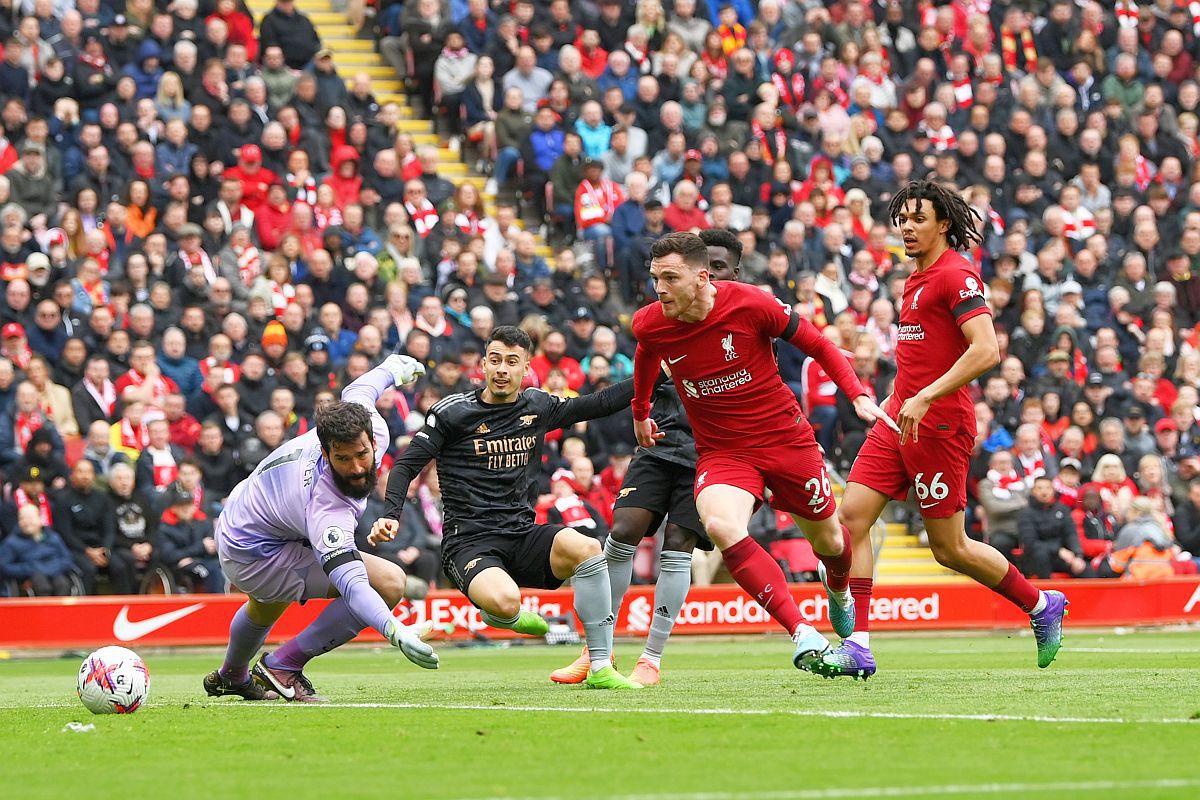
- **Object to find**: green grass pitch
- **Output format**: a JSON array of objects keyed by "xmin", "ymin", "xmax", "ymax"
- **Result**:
[{"xmin": 3, "ymin": 631, "xmax": 1200, "ymax": 799}]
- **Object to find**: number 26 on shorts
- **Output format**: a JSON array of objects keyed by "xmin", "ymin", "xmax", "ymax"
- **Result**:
[{"xmin": 914, "ymin": 472, "xmax": 948, "ymax": 508}]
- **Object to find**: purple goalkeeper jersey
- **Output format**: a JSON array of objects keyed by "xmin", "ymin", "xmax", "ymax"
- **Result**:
[{"xmin": 217, "ymin": 366, "xmax": 400, "ymax": 639}]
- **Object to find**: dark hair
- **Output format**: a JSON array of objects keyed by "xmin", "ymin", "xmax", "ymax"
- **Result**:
[
  {"xmin": 699, "ymin": 228, "xmax": 744, "ymax": 264},
  {"xmin": 887, "ymin": 180, "xmax": 983, "ymax": 252},
  {"xmin": 650, "ymin": 231, "xmax": 709, "ymax": 269},
  {"xmin": 486, "ymin": 324, "xmax": 533, "ymax": 353},
  {"xmin": 316, "ymin": 400, "xmax": 374, "ymax": 453}
]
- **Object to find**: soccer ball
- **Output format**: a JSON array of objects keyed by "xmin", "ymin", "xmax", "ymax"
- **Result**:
[{"xmin": 77, "ymin": 646, "xmax": 150, "ymax": 715}]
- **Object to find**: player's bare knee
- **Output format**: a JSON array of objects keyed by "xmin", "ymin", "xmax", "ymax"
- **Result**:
[
  {"xmin": 487, "ymin": 591, "xmax": 522, "ymax": 620},
  {"xmin": 608, "ymin": 519, "xmax": 644, "ymax": 546},
  {"xmin": 704, "ymin": 516, "xmax": 745, "ymax": 550},
  {"xmin": 930, "ymin": 539, "xmax": 969, "ymax": 571},
  {"xmin": 576, "ymin": 534, "xmax": 602, "ymax": 563},
  {"xmin": 662, "ymin": 525, "xmax": 697, "ymax": 552}
]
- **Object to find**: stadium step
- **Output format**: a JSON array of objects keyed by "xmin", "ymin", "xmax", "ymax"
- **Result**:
[
  {"xmin": 299, "ymin": 3, "xmax": 558, "ymax": 269},
  {"xmin": 323, "ymin": 38, "xmax": 376, "ymax": 52}
]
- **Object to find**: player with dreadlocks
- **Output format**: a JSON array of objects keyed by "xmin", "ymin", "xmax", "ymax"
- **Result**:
[{"xmin": 814, "ymin": 181, "xmax": 1069, "ymax": 680}]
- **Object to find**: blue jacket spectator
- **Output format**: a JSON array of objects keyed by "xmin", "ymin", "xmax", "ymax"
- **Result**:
[
  {"xmin": 612, "ymin": 198, "xmax": 645, "ymax": 254},
  {"xmin": 575, "ymin": 117, "xmax": 612, "ymax": 159},
  {"xmin": 0, "ymin": 513, "xmax": 75, "ymax": 596},
  {"xmin": 123, "ymin": 40, "xmax": 164, "ymax": 99},
  {"xmin": 529, "ymin": 127, "xmax": 564, "ymax": 173}
]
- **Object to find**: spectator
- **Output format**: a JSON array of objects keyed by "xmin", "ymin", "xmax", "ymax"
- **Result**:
[
  {"xmin": 0, "ymin": 503, "xmax": 76, "ymax": 596},
  {"xmin": 977, "ymin": 450, "xmax": 1029, "ymax": 561},
  {"xmin": 1018, "ymin": 476, "xmax": 1086, "ymax": 579},
  {"xmin": 574, "ymin": 158, "xmax": 624, "ymax": 274},
  {"xmin": 259, "ymin": 0, "xmax": 320, "ymax": 70},
  {"xmin": 157, "ymin": 481, "xmax": 223, "ymax": 592},
  {"xmin": 106, "ymin": 461, "xmax": 156, "ymax": 594},
  {"xmin": 57, "ymin": 458, "xmax": 112, "ymax": 594}
]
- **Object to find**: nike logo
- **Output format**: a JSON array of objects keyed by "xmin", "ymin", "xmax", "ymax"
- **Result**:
[
  {"xmin": 919, "ymin": 501, "xmax": 938, "ymax": 510},
  {"xmin": 112, "ymin": 603, "xmax": 205, "ymax": 641},
  {"xmin": 264, "ymin": 670, "xmax": 296, "ymax": 699},
  {"xmin": 667, "ymin": 355, "xmax": 687, "ymax": 364}
]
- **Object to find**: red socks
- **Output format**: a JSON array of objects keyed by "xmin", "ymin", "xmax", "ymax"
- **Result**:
[
  {"xmin": 723, "ymin": 536, "xmax": 804, "ymax": 635},
  {"xmin": 849, "ymin": 578, "xmax": 873, "ymax": 633},
  {"xmin": 992, "ymin": 562, "xmax": 1042, "ymax": 613},
  {"xmin": 817, "ymin": 525, "xmax": 854, "ymax": 592}
]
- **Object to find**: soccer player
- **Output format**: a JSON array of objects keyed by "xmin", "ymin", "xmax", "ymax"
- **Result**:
[
  {"xmin": 370, "ymin": 325, "xmax": 649, "ymax": 689},
  {"xmin": 817, "ymin": 181, "xmax": 1069, "ymax": 680},
  {"xmin": 550, "ymin": 228, "xmax": 744, "ymax": 686},
  {"xmin": 204, "ymin": 355, "xmax": 439, "ymax": 703},
  {"xmin": 630, "ymin": 232, "xmax": 898, "ymax": 670}
]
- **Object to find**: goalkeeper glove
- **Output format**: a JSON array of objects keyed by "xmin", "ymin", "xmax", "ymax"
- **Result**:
[
  {"xmin": 381, "ymin": 354, "xmax": 426, "ymax": 386},
  {"xmin": 386, "ymin": 620, "xmax": 439, "ymax": 669}
]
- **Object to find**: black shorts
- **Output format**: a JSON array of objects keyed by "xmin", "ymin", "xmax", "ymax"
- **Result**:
[
  {"xmin": 442, "ymin": 523, "xmax": 572, "ymax": 594},
  {"xmin": 612, "ymin": 454, "xmax": 713, "ymax": 550}
]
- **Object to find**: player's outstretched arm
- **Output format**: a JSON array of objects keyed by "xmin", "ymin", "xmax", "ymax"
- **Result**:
[
  {"xmin": 372, "ymin": 426, "xmax": 442, "ymax": 545},
  {"xmin": 780, "ymin": 311, "xmax": 900, "ymax": 434},
  {"xmin": 897, "ymin": 314, "xmax": 1000, "ymax": 443},
  {"xmin": 548, "ymin": 375, "xmax": 640, "ymax": 429},
  {"xmin": 341, "ymin": 355, "xmax": 427, "ymax": 408},
  {"xmin": 309, "ymin": 503, "xmax": 439, "ymax": 669}
]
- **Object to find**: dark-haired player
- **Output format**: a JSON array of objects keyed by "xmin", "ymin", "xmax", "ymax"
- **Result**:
[
  {"xmin": 631, "ymin": 232, "xmax": 898, "ymax": 671},
  {"xmin": 205, "ymin": 355, "xmax": 439, "ymax": 704},
  {"xmin": 551, "ymin": 228, "xmax": 744, "ymax": 686},
  {"xmin": 371, "ymin": 325, "xmax": 647, "ymax": 689},
  {"xmin": 818, "ymin": 181, "xmax": 1069, "ymax": 680}
]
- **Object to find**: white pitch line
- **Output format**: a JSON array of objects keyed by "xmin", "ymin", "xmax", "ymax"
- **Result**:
[
  {"xmin": 206, "ymin": 700, "xmax": 1200, "ymax": 725},
  {"xmin": 448, "ymin": 779, "xmax": 1200, "ymax": 800}
]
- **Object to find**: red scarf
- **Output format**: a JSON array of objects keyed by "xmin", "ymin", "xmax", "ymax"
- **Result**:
[
  {"xmin": 287, "ymin": 172, "xmax": 317, "ymax": 206},
  {"xmin": 922, "ymin": 122, "xmax": 958, "ymax": 152},
  {"xmin": 406, "ymin": 199, "xmax": 439, "ymax": 238},
  {"xmin": 771, "ymin": 71, "xmax": 806, "ymax": 113},
  {"xmin": 953, "ymin": 75, "xmax": 973, "ymax": 108},
  {"xmin": 1017, "ymin": 450, "xmax": 1047, "ymax": 486},
  {"xmin": 1000, "ymin": 26, "xmax": 1037, "ymax": 73},
  {"xmin": 84, "ymin": 377, "xmax": 116, "ymax": 418},
  {"xmin": 15, "ymin": 487, "xmax": 52, "ymax": 526},
  {"xmin": 1116, "ymin": 2, "xmax": 1138, "ymax": 28},
  {"xmin": 146, "ymin": 446, "xmax": 178, "ymax": 490},
  {"xmin": 180, "ymin": 247, "xmax": 217, "ymax": 284},
  {"xmin": 271, "ymin": 280, "xmax": 296, "ymax": 318},
  {"xmin": 455, "ymin": 209, "xmax": 489, "ymax": 237},
  {"xmin": 1053, "ymin": 476, "xmax": 1080, "ymax": 508},
  {"xmin": 14, "ymin": 409, "xmax": 46, "ymax": 452},
  {"xmin": 811, "ymin": 77, "xmax": 849, "ymax": 107},
  {"xmin": 119, "ymin": 417, "xmax": 150, "ymax": 452},
  {"xmin": 987, "ymin": 469, "xmax": 1024, "ymax": 497},
  {"xmin": 751, "ymin": 120, "xmax": 789, "ymax": 166},
  {"xmin": 235, "ymin": 245, "xmax": 262, "ymax": 286},
  {"xmin": 79, "ymin": 51, "xmax": 107, "ymax": 70},
  {"xmin": 1060, "ymin": 207, "xmax": 1096, "ymax": 241}
]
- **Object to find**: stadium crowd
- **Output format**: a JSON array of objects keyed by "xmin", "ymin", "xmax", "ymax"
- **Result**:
[{"xmin": 2, "ymin": 0, "xmax": 1200, "ymax": 597}]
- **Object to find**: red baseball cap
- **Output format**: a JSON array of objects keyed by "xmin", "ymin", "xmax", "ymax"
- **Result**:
[
  {"xmin": 1156, "ymin": 418, "xmax": 1179, "ymax": 434},
  {"xmin": 2, "ymin": 322, "xmax": 25, "ymax": 339},
  {"xmin": 685, "ymin": 149, "xmax": 703, "ymax": 161},
  {"xmin": 239, "ymin": 144, "xmax": 262, "ymax": 163}
]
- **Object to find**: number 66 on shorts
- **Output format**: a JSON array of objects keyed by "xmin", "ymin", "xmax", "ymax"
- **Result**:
[{"xmin": 847, "ymin": 423, "xmax": 972, "ymax": 519}]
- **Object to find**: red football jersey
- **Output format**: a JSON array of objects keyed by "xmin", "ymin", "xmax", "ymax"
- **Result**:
[
  {"xmin": 633, "ymin": 281, "xmax": 863, "ymax": 452},
  {"xmin": 890, "ymin": 248, "xmax": 992, "ymax": 439}
]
